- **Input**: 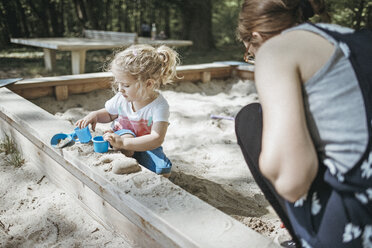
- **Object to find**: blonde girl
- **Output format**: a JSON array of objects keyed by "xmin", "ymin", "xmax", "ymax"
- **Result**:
[{"xmin": 76, "ymin": 44, "xmax": 179, "ymax": 176}]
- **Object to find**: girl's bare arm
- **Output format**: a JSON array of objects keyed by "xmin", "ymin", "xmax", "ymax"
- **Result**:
[
  {"xmin": 75, "ymin": 108, "xmax": 117, "ymax": 131},
  {"xmin": 103, "ymin": 121, "xmax": 168, "ymax": 151}
]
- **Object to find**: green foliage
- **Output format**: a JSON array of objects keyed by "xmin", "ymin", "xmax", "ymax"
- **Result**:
[
  {"xmin": 327, "ymin": 0, "xmax": 372, "ymax": 29},
  {"xmin": 213, "ymin": 0, "xmax": 244, "ymax": 47},
  {"xmin": 0, "ymin": 0, "xmax": 370, "ymax": 52},
  {"xmin": 0, "ymin": 134, "xmax": 25, "ymax": 168}
]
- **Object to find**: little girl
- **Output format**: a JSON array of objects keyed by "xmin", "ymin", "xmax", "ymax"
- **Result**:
[{"xmin": 75, "ymin": 44, "xmax": 179, "ymax": 177}]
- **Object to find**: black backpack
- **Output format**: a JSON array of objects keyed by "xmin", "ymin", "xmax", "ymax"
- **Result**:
[{"xmin": 309, "ymin": 23, "xmax": 372, "ymax": 170}]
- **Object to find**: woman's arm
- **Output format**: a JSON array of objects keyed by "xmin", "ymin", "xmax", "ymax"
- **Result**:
[
  {"xmin": 104, "ymin": 121, "xmax": 168, "ymax": 151},
  {"xmin": 255, "ymin": 33, "xmax": 318, "ymax": 203}
]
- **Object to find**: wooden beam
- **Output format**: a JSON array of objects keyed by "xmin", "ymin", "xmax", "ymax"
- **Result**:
[
  {"xmin": 71, "ymin": 50, "xmax": 87, "ymax": 75},
  {"xmin": 7, "ymin": 63, "xmax": 251, "ymax": 100},
  {"xmin": 0, "ymin": 115, "xmax": 160, "ymax": 248},
  {"xmin": 201, "ymin": 71, "xmax": 211, "ymax": 83},
  {"xmin": 43, "ymin": 48, "xmax": 56, "ymax": 71},
  {"xmin": 55, "ymin": 85, "xmax": 69, "ymax": 101},
  {"xmin": 0, "ymin": 87, "xmax": 278, "ymax": 248},
  {"xmin": 237, "ymin": 65, "xmax": 255, "ymax": 81}
]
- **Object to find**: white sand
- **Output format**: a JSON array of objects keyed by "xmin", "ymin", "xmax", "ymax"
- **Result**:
[
  {"xmin": 1, "ymin": 77, "xmax": 291, "ymax": 247},
  {"xmin": 0, "ymin": 152, "xmax": 131, "ymax": 247}
]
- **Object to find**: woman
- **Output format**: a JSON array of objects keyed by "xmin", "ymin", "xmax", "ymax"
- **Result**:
[{"xmin": 235, "ymin": 0, "xmax": 372, "ymax": 247}]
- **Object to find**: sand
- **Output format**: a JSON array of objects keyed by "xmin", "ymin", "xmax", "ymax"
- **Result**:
[
  {"xmin": 1, "ymin": 77, "xmax": 291, "ymax": 247},
  {"xmin": 0, "ymin": 151, "xmax": 131, "ymax": 247}
]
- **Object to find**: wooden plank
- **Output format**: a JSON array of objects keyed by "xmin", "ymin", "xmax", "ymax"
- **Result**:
[
  {"xmin": 11, "ymin": 37, "xmax": 192, "ymax": 51},
  {"xmin": 12, "ymin": 86, "xmax": 54, "ymax": 99},
  {"xmin": 8, "ymin": 72, "xmax": 113, "ymax": 89},
  {"xmin": 7, "ymin": 63, "xmax": 234, "ymax": 99},
  {"xmin": 237, "ymin": 65, "xmax": 255, "ymax": 80},
  {"xmin": 0, "ymin": 87, "xmax": 279, "ymax": 248},
  {"xmin": 55, "ymin": 85, "xmax": 69, "ymax": 101},
  {"xmin": 68, "ymin": 81, "xmax": 112, "ymax": 94},
  {"xmin": 43, "ymin": 48, "xmax": 56, "ymax": 71},
  {"xmin": 137, "ymin": 37, "xmax": 193, "ymax": 47},
  {"xmin": 11, "ymin": 37, "xmax": 133, "ymax": 51},
  {"xmin": 84, "ymin": 30, "xmax": 138, "ymax": 42},
  {"xmin": 71, "ymin": 50, "xmax": 87, "ymax": 75},
  {"xmin": 202, "ymin": 71, "xmax": 211, "ymax": 83}
]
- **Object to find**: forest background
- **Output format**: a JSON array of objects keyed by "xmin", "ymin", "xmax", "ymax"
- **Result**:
[{"xmin": 0, "ymin": 0, "xmax": 371, "ymax": 78}]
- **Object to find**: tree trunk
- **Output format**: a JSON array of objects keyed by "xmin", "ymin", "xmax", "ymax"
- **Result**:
[
  {"xmin": 48, "ymin": 0, "xmax": 64, "ymax": 36},
  {"xmin": 124, "ymin": 1, "xmax": 132, "ymax": 32},
  {"xmin": 354, "ymin": 0, "xmax": 365, "ymax": 30},
  {"xmin": 73, "ymin": 0, "xmax": 88, "ymax": 27},
  {"xmin": 103, "ymin": 0, "xmax": 112, "ymax": 30},
  {"xmin": 367, "ymin": 4, "xmax": 372, "ymax": 29},
  {"xmin": 2, "ymin": 1, "xmax": 22, "ymax": 38},
  {"xmin": 116, "ymin": 0, "xmax": 123, "ymax": 31},
  {"xmin": 84, "ymin": 0, "xmax": 100, "ymax": 29},
  {"xmin": 163, "ymin": 6, "xmax": 170, "ymax": 38},
  {"xmin": 180, "ymin": 0, "xmax": 215, "ymax": 50},
  {"xmin": 27, "ymin": 0, "xmax": 50, "ymax": 36},
  {"xmin": 15, "ymin": 0, "xmax": 30, "ymax": 37}
]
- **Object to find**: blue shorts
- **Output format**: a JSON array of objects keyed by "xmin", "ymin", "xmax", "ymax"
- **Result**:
[{"xmin": 115, "ymin": 129, "xmax": 172, "ymax": 174}]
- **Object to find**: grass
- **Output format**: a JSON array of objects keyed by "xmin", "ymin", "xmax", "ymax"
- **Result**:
[
  {"xmin": 0, "ymin": 134, "xmax": 25, "ymax": 167},
  {"xmin": 0, "ymin": 44, "xmax": 246, "ymax": 79}
]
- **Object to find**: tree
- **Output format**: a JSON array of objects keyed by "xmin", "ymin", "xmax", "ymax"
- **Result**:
[
  {"xmin": 0, "ymin": 0, "xmax": 367, "ymax": 49},
  {"xmin": 327, "ymin": 0, "xmax": 372, "ymax": 30},
  {"xmin": 175, "ymin": 0, "xmax": 214, "ymax": 50}
]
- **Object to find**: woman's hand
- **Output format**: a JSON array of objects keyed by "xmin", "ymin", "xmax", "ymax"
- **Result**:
[{"xmin": 75, "ymin": 111, "xmax": 98, "ymax": 131}]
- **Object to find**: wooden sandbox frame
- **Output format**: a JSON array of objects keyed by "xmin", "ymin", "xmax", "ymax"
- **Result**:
[{"xmin": 1, "ymin": 63, "xmax": 279, "ymax": 247}]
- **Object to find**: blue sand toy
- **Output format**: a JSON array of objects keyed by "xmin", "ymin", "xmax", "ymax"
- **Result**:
[
  {"xmin": 50, "ymin": 132, "xmax": 77, "ymax": 148},
  {"xmin": 134, "ymin": 147, "xmax": 172, "ymax": 174},
  {"xmin": 92, "ymin": 136, "xmax": 109, "ymax": 153},
  {"xmin": 74, "ymin": 126, "xmax": 92, "ymax": 143},
  {"xmin": 51, "ymin": 127, "xmax": 92, "ymax": 149}
]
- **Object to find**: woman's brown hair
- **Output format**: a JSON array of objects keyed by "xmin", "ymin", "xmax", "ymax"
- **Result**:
[{"xmin": 237, "ymin": 0, "xmax": 329, "ymax": 44}]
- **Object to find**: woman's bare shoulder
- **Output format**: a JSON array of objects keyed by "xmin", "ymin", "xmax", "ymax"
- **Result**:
[
  {"xmin": 256, "ymin": 30, "xmax": 334, "ymax": 82},
  {"xmin": 257, "ymin": 30, "xmax": 321, "ymax": 60}
]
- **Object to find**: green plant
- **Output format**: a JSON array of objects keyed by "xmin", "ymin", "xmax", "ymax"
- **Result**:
[{"xmin": 0, "ymin": 134, "xmax": 25, "ymax": 167}]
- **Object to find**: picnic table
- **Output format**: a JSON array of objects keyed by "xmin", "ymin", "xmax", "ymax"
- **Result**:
[{"xmin": 11, "ymin": 31, "xmax": 193, "ymax": 75}]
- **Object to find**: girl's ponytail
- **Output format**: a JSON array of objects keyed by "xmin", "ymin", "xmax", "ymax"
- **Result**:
[{"xmin": 156, "ymin": 45, "xmax": 180, "ymax": 87}]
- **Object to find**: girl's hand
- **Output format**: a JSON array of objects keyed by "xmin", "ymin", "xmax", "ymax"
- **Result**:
[
  {"xmin": 103, "ymin": 131, "xmax": 124, "ymax": 149},
  {"xmin": 75, "ymin": 112, "xmax": 98, "ymax": 131}
]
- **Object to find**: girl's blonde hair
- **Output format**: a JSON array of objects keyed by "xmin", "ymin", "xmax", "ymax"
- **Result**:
[
  {"xmin": 237, "ymin": 0, "xmax": 330, "ymax": 44},
  {"xmin": 109, "ymin": 44, "xmax": 180, "ymax": 95}
]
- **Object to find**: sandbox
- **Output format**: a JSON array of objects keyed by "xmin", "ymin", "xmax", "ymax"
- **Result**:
[{"xmin": 1, "ymin": 63, "xmax": 285, "ymax": 247}]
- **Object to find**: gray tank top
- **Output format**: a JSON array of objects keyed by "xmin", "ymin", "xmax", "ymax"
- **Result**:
[{"xmin": 284, "ymin": 23, "xmax": 369, "ymax": 175}]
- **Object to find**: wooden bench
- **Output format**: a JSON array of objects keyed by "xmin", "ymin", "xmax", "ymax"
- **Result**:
[{"xmin": 84, "ymin": 29, "xmax": 138, "ymax": 43}]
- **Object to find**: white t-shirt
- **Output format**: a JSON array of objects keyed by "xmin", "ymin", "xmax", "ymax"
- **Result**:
[{"xmin": 105, "ymin": 92, "xmax": 170, "ymax": 137}]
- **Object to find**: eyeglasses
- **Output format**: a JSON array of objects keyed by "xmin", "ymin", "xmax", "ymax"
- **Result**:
[{"xmin": 244, "ymin": 45, "xmax": 255, "ymax": 65}]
